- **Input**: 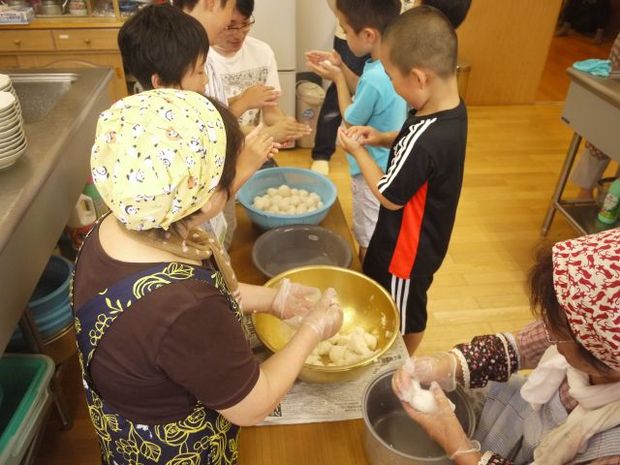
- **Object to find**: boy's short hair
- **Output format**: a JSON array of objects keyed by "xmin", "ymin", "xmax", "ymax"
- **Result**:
[
  {"xmin": 422, "ymin": 0, "xmax": 471, "ymax": 28},
  {"xmin": 118, "ymin": 4, "xmax": 209, "ymax": 90},
  {"xmin": 335, "ymin": 0, "xmax": 401, "ymax": 34},
  {"xmin": 172, "ymin": 0, "xmax": 230, "ymax": 13},
  {"xmin": 236, "ymin": 0, "xmax": 254, "ymax": 18},
  {"xmin": 384, "ymin": 6, "xmax": 457, "ymax": 78}
]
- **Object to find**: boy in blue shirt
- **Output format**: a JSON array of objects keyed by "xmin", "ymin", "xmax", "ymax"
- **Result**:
[{"xmin": 307, "ymin": 0, "xmax": 406, "ymax": 263}]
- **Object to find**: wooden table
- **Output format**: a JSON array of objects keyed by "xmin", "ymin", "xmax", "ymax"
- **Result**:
[
  {"xmin": 541, "ymin": 68, "xmax": 620, "ymax": 235},
  {"xmin": 229, "ymin": 200, "xmax": 372, "ymax": 465}
]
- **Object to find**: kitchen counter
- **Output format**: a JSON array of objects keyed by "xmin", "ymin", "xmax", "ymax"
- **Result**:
[
  {"xmin": 542, "ymin": 68, "xmax": 620, "ymax": 235},
  {"xmin": 230, "ymin": 202, "xmax": 373, "ymax": 465},
  {"xmin": 0, "ymin": 68, "xmax": 112, "ymax": 354}
]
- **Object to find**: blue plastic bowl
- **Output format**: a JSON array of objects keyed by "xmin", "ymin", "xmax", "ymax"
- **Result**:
[
  {"xmin": 29, "ymin": 255, "xmax": 73, "ymax": 312},
  {"xmin": 9, "ymin": 255, "xmax": 73, "ymax": 347},
  {"xmin": 237, "ymin": 167, "xmax": 337, "ymax": 230}
]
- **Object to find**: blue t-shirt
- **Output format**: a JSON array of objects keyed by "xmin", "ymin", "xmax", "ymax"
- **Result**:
[{"xmin": 344, "ymin": 59, "xmax": 407, "ymax": 176}]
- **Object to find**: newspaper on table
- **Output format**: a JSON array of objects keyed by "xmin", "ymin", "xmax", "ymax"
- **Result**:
[{"xmin": 246, "ymin": 320, "xmax": 409, "ymax": 426}]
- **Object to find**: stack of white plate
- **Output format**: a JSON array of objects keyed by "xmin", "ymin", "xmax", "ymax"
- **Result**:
[{"xmin": 0, "ymin": 73, "xmax": 27, "ymax": 171}]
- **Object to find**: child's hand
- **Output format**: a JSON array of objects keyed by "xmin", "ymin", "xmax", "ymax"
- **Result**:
[
  {"xmin": 346, "ymin": 126, "xmax": 383, "ymax": 147},
  {"xmin": 305, "ymin": 49, "xmax": 342, "ymax": 68},
  {"xmin": 265, "ymin": 116, "xmax": 312, "ymax": 143},
  {"xmin": 337, "ymin": 127, "xmax": 363, "ymax": 154},
  {"xmin": 306, "ymin": 59, "xmax": 342, "ymax": 81},
  {"xmin": 242, "ymin": 124, "xmax": 278, "ymax": 169},
  {"xmin": 239, "ymin": 84, "xmax": 280, "ymax": 110}
]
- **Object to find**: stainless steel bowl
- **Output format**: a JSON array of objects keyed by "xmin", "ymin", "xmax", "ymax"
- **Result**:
[
  {"xmin": 252, "ymin": 225, "xmax": 353, "ymax": 278},
  {"xmin": 252, "ymin": 266, "xmax": 399, "ymax": 383},
  {"xmin": 363, "ymin": 370, "xmax": 476, "ymax": 465}
]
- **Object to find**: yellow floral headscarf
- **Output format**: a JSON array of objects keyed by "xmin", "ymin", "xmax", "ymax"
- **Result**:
[{"xmin": 90, "ymin": 89, "xmax": 227, "ymax": 231}]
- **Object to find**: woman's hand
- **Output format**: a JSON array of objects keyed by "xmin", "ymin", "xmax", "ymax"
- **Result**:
[
  {"xmin": 393, "ymin": 353, "xmax": 460, "ymax": 394},
  {"xmin": 392, "ymin": 381, "xmax": 481, "ymax": 463},
  {"xmin": 272, "ymin": 278, "xmax": 322, "ymax": 320},
  {"xmin": 299, "ymin": 288, "xmax": 343, "ymax": 340}
]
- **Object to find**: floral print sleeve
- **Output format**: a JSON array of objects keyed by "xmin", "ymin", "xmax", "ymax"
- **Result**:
[
  {"xmin": 452, "ymin": 332, "xmax": 519, "ymax": 389},
  {"xmin": 478, "ymin": 451, "xmax": 513, "ymax": 464}
]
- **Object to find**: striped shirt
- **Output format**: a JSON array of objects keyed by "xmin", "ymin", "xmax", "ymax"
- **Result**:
[{"xmin": 365, "ymin": 102, "xmax": 467, "ymax": 279}]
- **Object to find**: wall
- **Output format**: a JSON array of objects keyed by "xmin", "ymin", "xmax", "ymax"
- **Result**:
[
  {"xmin": 457, "ymin": 0, "xmax": 563, "ymax": 104},
  {"xmin": 295, "ymin": 0, "xmax": 336, "ymax": 75}
]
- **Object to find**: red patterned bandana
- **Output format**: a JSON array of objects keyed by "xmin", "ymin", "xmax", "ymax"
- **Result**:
[{"xmin": 552, "ymin": 229, "xmax": 620, "ymax": 371}]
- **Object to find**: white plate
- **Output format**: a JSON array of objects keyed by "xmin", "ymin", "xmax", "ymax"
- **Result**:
[
  {"xmin": 0, "ymin": 103, "xmax": 17, "ymax": 119},
  {"xmin": 0, "ymin": 112, "xmax": 21, "ymax": 130},
  {"xmin": 0, "ymin": 124, "xmax": 24, "ymax": 148},
  {"xmin": 0, "ymin": 92, "xmax": 15, "ymax": 113},
  {"xmin": 0, "ymin": 138, "xmax": 26, "ymax": 159},
  {"xmin": 0, "ymin": 109, "xmax": 19, "ymax": 125},
  {"xmin": 0, "ymin": 147, "xmax": 26, "ymax": 172},
  {"xmin": 0, "ymin": 132, "xmax": 25, "ymax": 151},
  {"xmin": 0, "ymin": 75, "xmax": 9, "ymax": 91}
]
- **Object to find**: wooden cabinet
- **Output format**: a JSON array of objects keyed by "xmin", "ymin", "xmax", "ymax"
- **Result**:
[{"xmin": 0, "ymin": 20, "xmax": 127, "ymax": 101}]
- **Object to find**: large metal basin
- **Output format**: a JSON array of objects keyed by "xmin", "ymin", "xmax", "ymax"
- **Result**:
[{"xmin": 0, "ymin": 68, "xmax": 113, "ymax": 354}]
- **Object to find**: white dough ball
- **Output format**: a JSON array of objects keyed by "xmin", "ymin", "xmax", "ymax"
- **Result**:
[
  {"xmin": 268, "ymin": 205, "xmax": 280, "ymax": 214},
  {"xmin": 289, "ymin": 195, "xmax": 301, "ymax": 207},
  {"xmin": 329, "ymin": 345, "xmax": 347, "ymax": 365},
  {"xmin": 291, "ymin": 188, "xmax": 299, "ymax": 196},
  {"xmin": 316, "ymin": 340, "xmax": 332, "ymax": 356},
  {"xmin": 278, "ymin": 184, "xmax": 292, "ymax": 197},
  {"xmin": 299, "ymin": 189, "xmax": 309, "ymax": 197},
  {"xmin": 267, "ymin": 187, "xmax": 277, "ymax": 196},
  {"xmin": 296, "ymin": 204, "xmax": 308, "ymax": 214}
]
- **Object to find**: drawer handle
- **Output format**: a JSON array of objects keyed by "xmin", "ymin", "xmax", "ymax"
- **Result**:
[
  {"xmin": 13, "ymin": 39, "xmax": 22, "ymax": 46},
  {"xmin": 84, "ymin": 38, "xmax": 91, "ymax": 44}
]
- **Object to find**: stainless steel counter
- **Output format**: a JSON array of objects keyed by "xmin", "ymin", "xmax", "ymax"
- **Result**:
[{"xmin": 0, "ymin": 68, "xmax": 113, "ymax": 354}]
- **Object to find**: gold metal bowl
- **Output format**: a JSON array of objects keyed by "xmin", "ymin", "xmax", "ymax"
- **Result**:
[{"xmin": 252, "ymin": 266, "xmax": 399, "ymax": 383}]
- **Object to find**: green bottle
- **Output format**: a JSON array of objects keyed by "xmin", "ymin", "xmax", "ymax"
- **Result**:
[{"xmin": 598, "ymin": 177, "xmax": 620, "ymax": 225}]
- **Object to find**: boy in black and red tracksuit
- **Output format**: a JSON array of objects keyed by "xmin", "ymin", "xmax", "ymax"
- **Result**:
[{"xmin": 338, "ymin": 6, "xmax": 467, "ymax": 353}]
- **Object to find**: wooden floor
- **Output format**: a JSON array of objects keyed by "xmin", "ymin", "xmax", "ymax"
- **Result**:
[{"xmin": 33, "ymin": 35, "xmax": 607, "ymax": 464}]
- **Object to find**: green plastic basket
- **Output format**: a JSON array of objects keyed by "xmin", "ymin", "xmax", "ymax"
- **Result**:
[{"xmin": 0, "ymin": 354, "xmax": 54, "ymax": 465}]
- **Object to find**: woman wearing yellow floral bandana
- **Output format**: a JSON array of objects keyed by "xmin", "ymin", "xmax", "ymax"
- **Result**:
[{"xmin": 73, "ymin": 88, "xmax": 343, "ymax": 465}]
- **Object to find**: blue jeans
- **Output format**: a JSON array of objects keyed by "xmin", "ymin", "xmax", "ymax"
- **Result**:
[{"xmin": 311, "ymin": 37, "xmax": 369, "ymax": 161}]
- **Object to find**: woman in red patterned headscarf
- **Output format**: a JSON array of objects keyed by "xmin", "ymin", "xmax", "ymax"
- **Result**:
[{"xmin": 392, "ymin": 228, "xmax": 620, "ymax": 465}]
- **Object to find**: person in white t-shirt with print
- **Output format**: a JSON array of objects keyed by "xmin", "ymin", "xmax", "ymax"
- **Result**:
[{"xmin": 209, "ymin": 0, "xmax": 312, "ymax": 144}]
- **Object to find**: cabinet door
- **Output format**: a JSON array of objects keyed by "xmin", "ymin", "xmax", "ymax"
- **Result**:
[{"xmin": 17, "ymin": 53, "xmax": 127, "ymax": 102}]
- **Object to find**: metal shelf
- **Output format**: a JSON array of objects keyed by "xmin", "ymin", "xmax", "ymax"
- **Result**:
[{"xmin": 556, "ymin": 200, "xmax": 619, "ymax": 235}]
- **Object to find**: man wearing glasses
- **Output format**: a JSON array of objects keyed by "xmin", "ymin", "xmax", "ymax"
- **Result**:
[{"xmin": 209, "ymin": 0, "xmax": 311, "ymax": 144}]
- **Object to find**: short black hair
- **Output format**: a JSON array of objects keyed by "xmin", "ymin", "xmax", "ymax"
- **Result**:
[
  {"xmin": 384, "ymin": 6, "xmax": 457, "ymax": 77},
  {"xmin": 172, "ymin": 0, "xmax": 230, "ymax": 13},
  {"xmin": 206, "ymin": 97, "xmax": 243, "ymax": 198},
  {"xmin": 118, "ymin": 4, "xmax": 209, "ymax": 90},
  {"xmin": 335, "ymin": 0, "xmax": 401, "ymax": 34},
  {"xmin": 529, "ymin": 246, "xmax": 613, "ymax": 373},
  {"xmin": 236, "ymin": 0, "xmax": 254, "ymax": 18},
  {"xmin": 421, "ymin": 0, "xmax": 471, "ymax": 28}
]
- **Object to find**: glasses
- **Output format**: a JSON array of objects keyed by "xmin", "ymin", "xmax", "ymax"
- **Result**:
[
  {"xmin": 224, "ymin": 16, "xmax": 255, "ymax": 32},
  {"xmin": 543, "ymin": 321, "xmax": 573, "ymax": 345}
]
